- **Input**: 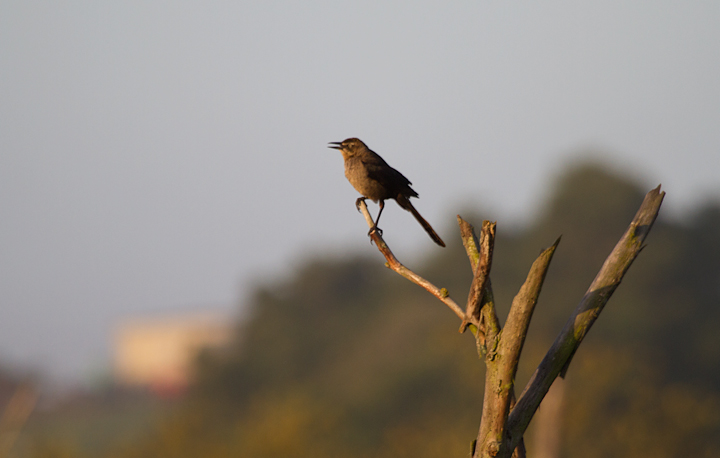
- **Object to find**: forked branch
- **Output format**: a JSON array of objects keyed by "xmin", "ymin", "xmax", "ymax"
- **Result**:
[
  {"xmin": 354, "ymin": 185, "xmax": 664, "ymax": 458},
  {"xmin": 504, "ymin": 185, "xmax": 665, "ymax": 452}
]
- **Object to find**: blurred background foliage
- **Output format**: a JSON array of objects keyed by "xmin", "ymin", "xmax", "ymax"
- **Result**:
[{"xmin": 17, "ymin": 162, "xmax": 720, "ymax": 457}]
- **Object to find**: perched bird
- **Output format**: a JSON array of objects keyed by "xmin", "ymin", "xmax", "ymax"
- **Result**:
[{"xmin": 329, "ymin": 137, "xmax": 445, "ymax": 247}]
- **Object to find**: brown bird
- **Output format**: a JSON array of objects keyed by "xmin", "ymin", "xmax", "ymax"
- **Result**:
[{"xmin": 329, "ymin": 137, "xmax": 445, "ymax": 247}]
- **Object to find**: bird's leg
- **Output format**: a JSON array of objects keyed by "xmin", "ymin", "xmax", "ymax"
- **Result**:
[
  {"xmin": 368, "ymin": 200, "xmax": 385, "ymax": 237},
  {"xmin": 375, "ymin": 200, "xmax": 386, "ymax": 226}
]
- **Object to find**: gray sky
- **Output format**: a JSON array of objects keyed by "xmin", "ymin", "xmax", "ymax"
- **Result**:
[{"xmin": 1, "ymin": 1, "xmax": 718, "ymax": 384}]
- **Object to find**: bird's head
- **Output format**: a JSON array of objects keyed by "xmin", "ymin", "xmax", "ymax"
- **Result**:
[{"xmin": 328, "ymin": 138, "xmax": 366, "ymax": 158}]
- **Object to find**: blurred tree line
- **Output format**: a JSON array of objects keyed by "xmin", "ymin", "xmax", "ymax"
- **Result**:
[{"xmin": 28, "ymin": 162, "xmax": 720, "ymax": 457}]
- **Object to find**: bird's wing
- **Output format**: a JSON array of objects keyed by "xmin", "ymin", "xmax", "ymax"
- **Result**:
[{"xmin": 362, "ymin": 153, "xmax": 415, "ymax": 190}]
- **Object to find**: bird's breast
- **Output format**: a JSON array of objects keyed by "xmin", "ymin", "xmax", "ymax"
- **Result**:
[{"xmin": 344, "ymin": 159, "xmax": 388, "ymax": 201}]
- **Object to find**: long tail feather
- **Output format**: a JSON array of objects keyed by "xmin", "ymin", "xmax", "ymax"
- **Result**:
[{"xmin": 396, "ymin": 195, "xmax": 445, "ymax": 247}]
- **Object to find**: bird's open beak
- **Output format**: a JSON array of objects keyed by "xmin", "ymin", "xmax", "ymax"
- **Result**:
[{"xmin": 328, "ymin": 141, "xmax": 342, "ymax": 150}]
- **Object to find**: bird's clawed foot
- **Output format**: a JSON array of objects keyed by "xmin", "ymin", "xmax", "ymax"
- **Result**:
[
  {"xmin": 368, "ymin": 225, "xmax": 383, "ymax": 237},
  {"xmin": 355, "ymin": 197, "xmax": 367, "ymax": 212}
]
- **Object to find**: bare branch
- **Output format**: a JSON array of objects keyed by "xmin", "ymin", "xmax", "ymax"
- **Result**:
[
  {"xmin": 474, "ymin": 239, "xmax": 559, "ymax": 458},
  {"xmin": 457, "ymin": 217, "xmax": 502, "ymax": 349},
  {"xmin": 505, "ymin": 185, "xmax": 665, "ymax": 451},
  {"xmin": 357, "ymin": 200, "xmax": 465, "ymax": 320},
  {"xmin": 457, "ymin": 216, "xmax": 481, "ymax": 269},
  {"xmin": 460, "ymin": 221, "xmax": 496, "ymax": 333},
  {"xmin": 501, "ymin": 237, "xmax": 561, "ymax": 378},
  {"xmin": 356, "ymin": 186, "xmax": 663, "ymax": 458}
]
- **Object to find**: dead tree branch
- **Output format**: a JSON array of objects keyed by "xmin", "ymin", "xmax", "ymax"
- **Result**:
[
  {"xmin": 354, "ymin": 185, "xmax": 664, "ymax": 458},
  {"xmin": 460, "ymin": 220, "xmax": 495, "ymax": 334},
  {"xmin": 504, "ymin": 185, "xmax": 665, "ymax": 452},
  {"xmin": 357, "ymin": 200, "xmax": 465, "ymax": 320}
]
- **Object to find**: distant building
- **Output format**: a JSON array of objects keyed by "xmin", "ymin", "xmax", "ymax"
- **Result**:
[{"xmin": 113, "ymin": 311, "xmax": 233, "ymax": 395}]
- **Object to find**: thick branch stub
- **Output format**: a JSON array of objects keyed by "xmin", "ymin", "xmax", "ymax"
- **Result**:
[
  {"xmin": 474, "ymin": 238, "xmax": 558, "ymax": 458},
  {"xmin": 457, "ymin": 216, "xmax": 481, "ymax": 269},
  {"xmin": 457, "ymin": 217, "xmax": 502, "ymax": 349},
  {"xmin": 461, "ymin": 221, "xmax": 496, "ymax": 333},
  {"xmin": 505, "ymin": 185, "xmax": 665, "ymax": 452},
  {"xmin": 501, "ymin": 237, "xmax": 561, "ymax": 370}
]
